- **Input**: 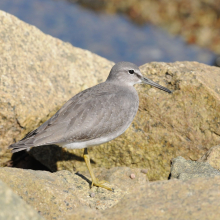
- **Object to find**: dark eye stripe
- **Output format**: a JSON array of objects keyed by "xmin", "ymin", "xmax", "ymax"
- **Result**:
[{"xmin": 129, "ymin": 70, "xmax": 134, "ymax": 74}]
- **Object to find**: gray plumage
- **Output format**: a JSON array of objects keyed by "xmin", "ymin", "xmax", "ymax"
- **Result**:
[{"xmin": 9, "ymin": 62, "xmax": 171, "ymax": 153}]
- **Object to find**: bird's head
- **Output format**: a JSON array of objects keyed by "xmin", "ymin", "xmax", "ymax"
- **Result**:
[{"xmin": 106, "ymin": 62, "xmax": 172, "ymax": 93}]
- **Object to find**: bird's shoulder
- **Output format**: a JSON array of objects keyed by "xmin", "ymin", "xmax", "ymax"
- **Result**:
[{"xmin": 68, "ymin": 82, "xmax": 137, "ymax": 104}]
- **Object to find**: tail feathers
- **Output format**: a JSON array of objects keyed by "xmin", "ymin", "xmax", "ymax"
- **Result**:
[
  {"xmin": 8, "ymin": 142, "xmax": 32, "ymax": 153},
  {"xmin": 8, "ymin": 128, "xmax": 38, "ymax": 153}
]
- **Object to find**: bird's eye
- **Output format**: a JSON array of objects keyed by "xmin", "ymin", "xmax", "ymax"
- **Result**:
[{"xmin": 129, "ymin": 70, "xmax": 134, "ymax": 74}]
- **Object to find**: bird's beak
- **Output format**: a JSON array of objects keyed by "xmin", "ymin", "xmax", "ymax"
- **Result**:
[{"xmin": 141, "ymin": 76, "xmax": 172, "ymax": 93}]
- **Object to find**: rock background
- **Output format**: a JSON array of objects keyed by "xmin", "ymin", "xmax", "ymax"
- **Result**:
[
  {"xmin": 75, "ymin": 0, "xmax": 220, "ymax": 55},
  {"xmin": 1, "ymin": 10, "xmax": 220, "ymax": 181},
  {"xmin": 1, "ymin": 10, "xmax": 220, "ymax": 220}
]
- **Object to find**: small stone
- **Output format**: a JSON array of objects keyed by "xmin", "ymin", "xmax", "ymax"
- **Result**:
[
  {"xmin": 130, "ymin": 173, "xmax": 135, "ymax": 179},
  {"xmin": 141, "ymin": 169, "xmax": 148, "ymax": 174},
  {"xmin": 90, "ymin": 192, "xmax": 95, "ymax": 198}
]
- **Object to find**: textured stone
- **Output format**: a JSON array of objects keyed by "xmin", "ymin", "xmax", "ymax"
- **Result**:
[
  {"xmin": 102, "ymin": 176, "xmax": 220, "ymax": 220},
  {"xmin": 0, "ymin": 179, "xmax": 44, "ymax": 220},
  {"xmin": 170, "ymin": 156, "xmax": 220, "ymax": 180},
  {"xmin": 198, "ymin": 145, "xmax": 220, "ymax": 170},
  {"xmin": 0, "ymin": 167, "xmax": 147, "ymax": 219}
]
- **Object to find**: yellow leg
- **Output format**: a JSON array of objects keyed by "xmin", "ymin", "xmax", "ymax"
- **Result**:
[{"xmin": 83, "ymin": 148, "xmax": 112, "ymax": 191}]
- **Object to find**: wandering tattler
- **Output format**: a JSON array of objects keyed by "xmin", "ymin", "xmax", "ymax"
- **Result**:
[{"xmin": 9, "ymin": 62, "xmax": 171, "ymax": 191}]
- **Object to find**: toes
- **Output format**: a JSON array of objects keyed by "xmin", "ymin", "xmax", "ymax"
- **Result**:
[{"xmin": 91, "ymin": 180, "xmax": 112, "ymax": 191}]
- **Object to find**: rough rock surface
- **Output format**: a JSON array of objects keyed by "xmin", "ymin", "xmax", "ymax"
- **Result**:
[
  {"xmin": 1, "ymin": 10, "xmax": 220, "ymax": 181},
  {"xmin": 0, "ymin": 167, "xmax": 147, "ymax": 219},
  {"xmin": 0, "ymin": 179, "xmax": 44, "ymax": 220},
  {"xmin": 198, "ymin": 145, "xmax": 220, "ymax": 170},
  {"xmin": 170, "ymin": 156, "xmax": 220, "ymax": 180},
  {"xmin": 2, "ymin": 166, "xmax": 220, "ymax": 220},
  {"xmin": 0, "ymin": 9, "xmax": 113, "ymax": 165},
  {"xmin": 102, "ymin": 176, "xmax": 220, "ymax": 220}
]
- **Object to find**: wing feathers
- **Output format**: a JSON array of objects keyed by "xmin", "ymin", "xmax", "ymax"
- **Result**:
[{"xmin": 9, "ymin": 83, "xmax": 138, "ymax": 152}]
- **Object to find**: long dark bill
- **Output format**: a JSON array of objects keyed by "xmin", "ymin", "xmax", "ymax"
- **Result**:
[{"xmin": 142, "ymin": 77, "xmax": 172, "ymax": 93}]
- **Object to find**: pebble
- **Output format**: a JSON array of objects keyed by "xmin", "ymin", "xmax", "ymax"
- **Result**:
[
  {"xmin": 89, "ymin": 192, "xmax": 95, "ymax": 198},
  {"xmin": 141, "ymin": 169, "xmax": 148, "ymax": 174},
  {"xmin": 130, "ymin": 173, "xmax": 135, "ymax": 179}
]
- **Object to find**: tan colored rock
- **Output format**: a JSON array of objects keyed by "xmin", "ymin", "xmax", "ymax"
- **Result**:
[
  {"xmin": 0, "ymin": 167, "xmax": 147, "ymax": 219},
  {"xmin": 0, "ymin": 10, "xmax": 113, "ymax": 165},
  {"xmin": 1, "ymin": 10, "xmax": 220, "ymax": 181},
  {"xmin": 102, "ymin": 176, "xmax": 220, "ymax": 220},
  {"xmin": 198, "ymin": 145, "xmax": 220, "ymax": 170},
  {"xmin": 0, "ymin": 179, "xmax": 44, "ymax": 220}
]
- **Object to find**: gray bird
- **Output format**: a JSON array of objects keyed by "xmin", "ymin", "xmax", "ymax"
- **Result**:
[{"xmin": 9, "ymin": 62, "xmax": 171, "ymax": 191}]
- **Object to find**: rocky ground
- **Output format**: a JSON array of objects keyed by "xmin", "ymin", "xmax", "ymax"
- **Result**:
[
  {"xmin": 1, "ymin": 147, "xmax": 220, "ymax": 219},
  {"xmin": 1, "ymin": 10, "xmax": 220, "ymax": 219}
]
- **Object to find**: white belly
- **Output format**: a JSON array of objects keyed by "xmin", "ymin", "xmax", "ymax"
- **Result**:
[{"xmin": 61, "ymin": 125, "xmax": 128, "ymax": 150}]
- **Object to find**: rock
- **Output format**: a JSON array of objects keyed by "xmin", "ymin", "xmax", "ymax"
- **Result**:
[
  {"xmin": 198, "ymin": 145, "xmax": 220, "ymax": 170},
  {"xmin": 0, "ymin": 167, "xmax": 147, "ymax": 219},
  {"xmin": 1, "ymin": 10, "xmax": 220, "ymax": 181},
  {"xmin": 0, "ymin": 179, "xmax": 44, "ymax": 220},
  {"xmin": 170, "ymin": 156, "xmax": 220, "ymax": 180},
  {"xmin": 0, "ymin": 9, "xmax": 113, "ymax": 166},
  {"xmin": 101, "ymin": 176, "xmax": 220, "ymax": 220}
]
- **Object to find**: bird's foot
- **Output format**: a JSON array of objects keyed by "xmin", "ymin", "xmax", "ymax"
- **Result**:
[{"xmin": 91, "ymin": 178, "xmax": 112, "ymax": 191}]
